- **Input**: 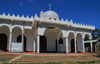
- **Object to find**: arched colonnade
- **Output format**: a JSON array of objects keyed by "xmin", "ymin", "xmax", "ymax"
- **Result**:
[{"xmin": 0, "ymin": 24, "xmax": 92, "ymax": 53}]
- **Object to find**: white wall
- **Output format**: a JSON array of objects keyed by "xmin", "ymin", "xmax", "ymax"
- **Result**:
[
  {"xmin": 45, "ymin": 29, "xmax": 57, "ymax": 51},
  {"xmin": 12, "ymin": 27, "xmax": 22, "ymax": 42},
  {"xmin": 77, "ymin": 34, "xmax": 83, "ymax": 52},
  {"xmin": 24, "ymin": 29, "xmax": 34, "ymax": 51},
  {"xmin": 12, "ymin": 27, "xmax": 34, "ymax": 51}
]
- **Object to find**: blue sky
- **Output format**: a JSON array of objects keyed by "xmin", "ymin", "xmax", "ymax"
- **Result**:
[{"xmin": 0, "ymin": 0, "xmax": 100, "ymax": 29}]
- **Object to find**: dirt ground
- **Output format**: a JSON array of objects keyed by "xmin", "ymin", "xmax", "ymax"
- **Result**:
[
  {"xmin": 0, "ymin": 54, "xmax": 21, "ymax": 59},
  {"xmin": 0, "ymin": 53, "xmax": 100, "ymax": 63},
  {"xmin": 13, "ymin": 54, "xmax": 100, "ymax": 63}
]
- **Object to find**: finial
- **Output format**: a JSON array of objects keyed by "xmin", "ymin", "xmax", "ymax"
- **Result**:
[
  {"xmin": 49, "ymin": 3, "xmax": 51, "ymax": 10},
  {"xmin": 40, "ymin": 9, "xmax": 43, "ymax": 13}
]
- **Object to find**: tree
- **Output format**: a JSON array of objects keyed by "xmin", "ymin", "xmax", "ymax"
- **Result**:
[
  {"xmin": 92, "ymin": 28, "xmax": 100, "ymax": 40},
  {"xmin": 84, "ymin": 28, "xmax": 100, "ymax": 41}
]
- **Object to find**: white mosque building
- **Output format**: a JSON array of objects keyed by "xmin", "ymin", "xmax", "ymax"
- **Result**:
[{"xmin": 0, "ymin": 8, "xmax": 95, "ymax": 53}]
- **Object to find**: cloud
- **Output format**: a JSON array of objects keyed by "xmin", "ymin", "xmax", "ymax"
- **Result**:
[
  {"xmin": 20, "ymin": 2, "xmax": 23, "ymax": 6},
  {"xmin": 29, "ymin": 0, "xmax": 35, "ymax": 2}
]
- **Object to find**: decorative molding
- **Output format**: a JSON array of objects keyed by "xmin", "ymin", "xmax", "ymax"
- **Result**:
[{"xmin": 0, "ymin": 13, "xmax": 95, "ymax": 30}]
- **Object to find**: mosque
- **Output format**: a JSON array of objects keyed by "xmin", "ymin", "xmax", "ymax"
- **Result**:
[{"xmin": 0, "ymin": 6, "xmax": 95, "ymax": 53}]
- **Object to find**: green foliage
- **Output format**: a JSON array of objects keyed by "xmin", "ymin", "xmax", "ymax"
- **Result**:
[
  {"xmin": 84, "ymin": 35, "xmax": 89, "ymax": 41},
  {"xmin": 84, "ymin": 28, "xmax": 100, "ymax": 40},
  {"xmin": 92, "ymin": 28, "xmax": 100, "ymax": 40}
]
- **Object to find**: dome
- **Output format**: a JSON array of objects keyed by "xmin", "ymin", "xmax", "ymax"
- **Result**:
[{"xmin": 43, "ymin": 10, "xmax": 59, "ymax": 18}]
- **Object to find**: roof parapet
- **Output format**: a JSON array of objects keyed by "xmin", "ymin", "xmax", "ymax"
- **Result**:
[{"xmin": 0, "ymin": 13, "xmax": 34, "ymax": 22}]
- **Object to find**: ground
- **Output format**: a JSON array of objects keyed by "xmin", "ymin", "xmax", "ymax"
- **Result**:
[{"xmin": 0, "ymin": 53, "xmax": 100, "ymax": 64}]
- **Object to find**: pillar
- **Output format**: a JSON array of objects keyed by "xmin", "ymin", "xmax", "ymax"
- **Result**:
[
  {"xmin": 90, "ymin": 39, "xmax": 93, "ymax": 53},
  {"xmin": 22, "ymin": 32, "xmax": 24, "ymax": 52},
  {"xmin": 9, "ymin": 31, "xmax": 12, "ymax": 52},
  {"xmin": 22, "ymin": 25, "xmax": 24, "ymax": 52},
  {"xmin": 37, "ymin": 35, "xmax": 40, "ymax": 53},
  {"xmin": 33, "ymin": 29, "xmax": 36, "ymax": 53},
  {"xmin": 65, "ymin": 37, "xmax": 68, "ymax": 53},
  {"xmin": 74, "ymin": 37, "xmax": 77, "ymax": 53},
  {"xmin": 82, "ymin": 38, "xmax": 85, "ymax": 53}
]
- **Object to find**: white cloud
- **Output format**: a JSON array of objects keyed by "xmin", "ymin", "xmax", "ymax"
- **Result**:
[
  {"xmin": 20, "ymin": 2, "xmax": 23, "ymax": 6},
  {"xmin": 29, "ymin": 0, "xmax": 35, "ymax": 2}
]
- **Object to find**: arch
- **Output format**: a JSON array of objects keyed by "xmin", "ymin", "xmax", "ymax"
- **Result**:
[
  {"xmin": 0, "ymin": 33, "xmax": 7, "ymax": 51},
  {"xmin": 40, "ymin": 36, "xmax": 47, "ymax": 53},
  {"xmin": 84, "ymin": 33, "xmax": 91, "ymax": 39},
  {"xmin": 76, "ymin": 33, "xmax": 83, "ymax": 38},
  {"xmin": 17, "ymin": 35, "xmax": 27, "ymax": 52},
  {"xmin": 0, "ymin": 25, "xmax": 10, "ymax": 32},
  {"xmin": 68, "ymin": 32, "xmax": 75, "ymax": 52},
  {"xmin": 43, "ymin": 26, "xmax": 63, "ymax": 53},
  {"xmin": 84, "ymin": 33, "xmax": 91, "ymax": 41},
  {"xmin": 12, "ymin": 26, "xmax": 22, "ymax": 32},
  {"xmin": 44, "ymin": 26, "xmax": 63, "ymax": 39},
  {"xmin": 0, "ymin": 24, "xmax": 10, "ymax": 30},
  {"xmin": 68, "ymin": 32, "xmax": 75, "ymax": 37},
  {"xmin": 85, "ymin": 34, "xmax": 90, "ymax": 37}
]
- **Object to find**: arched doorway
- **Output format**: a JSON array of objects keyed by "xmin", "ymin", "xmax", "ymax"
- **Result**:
[
  {"xmin": 0, "ymin": 33, "xmax": 7, "ymax": 51},
  {"xmin": 40, "ymin": 36, "xmax": 47, "ymax": 53},
  {"xmin": 44, "ymin": 26, "xmax": 63, "ymax": 53},
  {"xmin": 71, "ymin": 39, "xmax": 75, "ymax": 53},
  {"xmin": 71, "ymin": 39, "xmax": 78, "ymax": 53},
  {"xmin": 56, "ymin": 38, "xmax": 63, "ymax": 52},
  {"xmin": 17, "ymin": 35, "xmax": 27, "ymax": 52}
]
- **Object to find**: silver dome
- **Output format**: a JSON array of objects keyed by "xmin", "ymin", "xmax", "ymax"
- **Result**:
[{"xmin": 43, "ymin": 10, "xmax": 59, "ymax": 18}]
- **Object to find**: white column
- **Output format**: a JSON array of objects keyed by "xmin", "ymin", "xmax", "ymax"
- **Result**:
[
  {"xmin": 22, "ymin": 32, "xmax": 24, "ymax": 52},
  {"xmin": 33, "ymin": 29, "xmax": 35, "ymax": 53},
  {"xmin": 37, "ymin": 35, "xmax": 40, "ymax": 53},
  {"xmin": 90, "ymin": 39, "xmax": 93, "ymax": 53},
  {"xmin": 57, "ymin": 40, "xmax": 59, "ymax": 53},
  {"xmin": 9, "ymin": 31, "xmax": 12, "ymax": 52},
  {"xmin": 66, "ymin": 37, "xmax": 68, "ymax": 53},
  {"xmin": 74, "ymin": 37, "xmax": 77, "ymax": 53},
  {"xmin": 82, "ymin": 38, "xmax": 85, "ymax": 53}
]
